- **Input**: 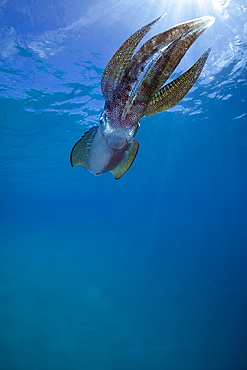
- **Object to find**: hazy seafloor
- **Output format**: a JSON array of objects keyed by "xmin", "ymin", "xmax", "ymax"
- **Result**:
[{"xmin": 1, "ymin": 1, "xmax": 247, "ymax": 369}]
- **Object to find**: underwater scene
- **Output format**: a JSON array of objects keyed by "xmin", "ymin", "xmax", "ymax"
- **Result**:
[{"xmin": 0, "ymin": 0, "xmax": 247, "ymax": 369}]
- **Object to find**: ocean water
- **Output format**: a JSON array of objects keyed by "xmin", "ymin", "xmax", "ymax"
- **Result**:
[{"xmin": 1, "ymin": 1, "xmax": 247, "ymax": 369}]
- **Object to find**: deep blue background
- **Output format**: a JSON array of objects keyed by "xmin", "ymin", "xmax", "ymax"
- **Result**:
[{"xmin": 1, "ymin": 0, "xmax": 247, "ymax": 369}]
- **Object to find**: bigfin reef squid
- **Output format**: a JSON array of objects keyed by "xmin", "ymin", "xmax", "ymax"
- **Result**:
[{"xmin": 70, "ymin": 15, "xmax": 215, "ymax": 179}]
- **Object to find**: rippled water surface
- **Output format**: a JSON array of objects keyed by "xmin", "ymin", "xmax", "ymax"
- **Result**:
[{"xmin": 1, "ymin": 1, "xmax": 247, "ymax": 369}]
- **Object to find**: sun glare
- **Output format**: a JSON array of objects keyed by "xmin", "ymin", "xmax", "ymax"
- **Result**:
[{"xmin": 151, "ymin": 0, "xmax": 231, "ymax": 23}]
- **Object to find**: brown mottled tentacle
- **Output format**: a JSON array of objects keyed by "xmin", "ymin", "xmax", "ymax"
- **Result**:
[
  {"xmin": 144, "ymin": 48, "xmax": 211, "ymax": 117},
  {"xmin": 122, "ymin": 16, "xmax": 214, "ymax": 112},
  {"xmin": 130, "ymin": 16, "xmax": 213, "ymax": 73},
  {"xmin": 101, "ymin": 15, "xmax": 164, "ymax": 101}
]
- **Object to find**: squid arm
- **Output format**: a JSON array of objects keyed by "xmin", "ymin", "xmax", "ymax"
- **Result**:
[
  {"xmin": 101, "ymin": 15, "xmax": 165, "ymax": 101},
  {"xmin": 123, "ymin": 16, "xmax": 215, "ymax": 113},
  {"xmin": 144, "ymin": 47, "xmax": 211, "ymax": 117}
]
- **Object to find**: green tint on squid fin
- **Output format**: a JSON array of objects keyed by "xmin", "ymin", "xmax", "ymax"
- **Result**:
[
  {"xmin": 70, "ymin": 126, "xmax": 98, "ymax": 169},
  {"xmin": 111, "ymin": 140, "xmax": 140, "ymax": 180}
]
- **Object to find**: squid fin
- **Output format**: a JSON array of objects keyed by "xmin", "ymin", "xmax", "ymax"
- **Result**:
[
  {"xmin": 70, "ymin": 126, "xmax": 98, "ymax": 169},
  {"xmin": 111, "ymin": 140, "xmax": 140, "ymax": 179},
  {"xmin": 101, "ymin": 15, "xmax": 165, "ymax": 101},
  {"xmin": 144, "ymin": 48, "xmax": 211, "ymax": 117}
]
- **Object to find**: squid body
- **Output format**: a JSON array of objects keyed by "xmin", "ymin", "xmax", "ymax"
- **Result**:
[{"xmin": 70, "ymin": 15, "xmax": 215, "ymax": 179}]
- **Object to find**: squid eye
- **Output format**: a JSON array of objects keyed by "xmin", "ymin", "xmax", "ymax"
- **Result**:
[
  {"xmin": 100, "ymin": 111, "xmax": 106, "ymax": 123},
  {"xmin": 100, "ymin": 111, "xmax": 112, "ymax": 132}
]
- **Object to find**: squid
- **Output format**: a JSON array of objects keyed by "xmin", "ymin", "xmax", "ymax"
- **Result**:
[{"xmin": 70, "ymin": 15, "xmax": 215, "ymax": 179}]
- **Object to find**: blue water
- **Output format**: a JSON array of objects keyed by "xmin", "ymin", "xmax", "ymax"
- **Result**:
[{"xmin": 1, "ymin": 1, "xmax": 247, "ymax": 369}]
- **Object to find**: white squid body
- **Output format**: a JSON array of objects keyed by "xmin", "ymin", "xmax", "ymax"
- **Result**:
[
  {"xmin": 70, "ymin": 124, "xmax": 139, "ymax": 179},
  {"xmin": 89, "ymin": 126, "xmax": 133, "ymax": 175}
]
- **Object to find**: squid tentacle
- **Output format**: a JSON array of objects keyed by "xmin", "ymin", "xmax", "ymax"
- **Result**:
[
  {"xmin": 101, "ymin": 14, "xmax": 165, "ymax": 101},
  {"xmin": 144, "ymin": 48, "xmax": 211, "ymax": 116}
]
